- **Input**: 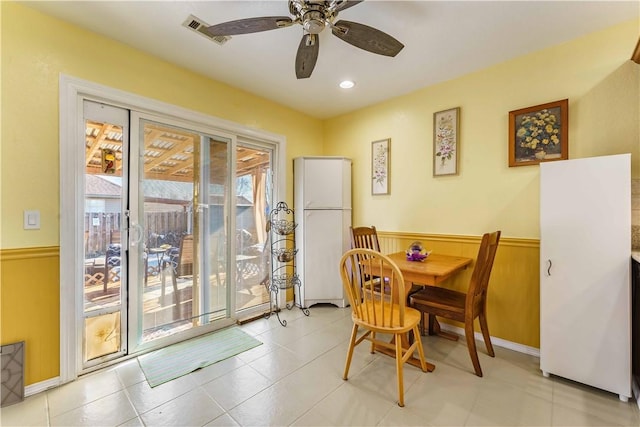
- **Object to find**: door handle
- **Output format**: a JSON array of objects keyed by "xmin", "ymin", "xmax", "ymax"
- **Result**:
[
  {"xmin": 129, "ymin": 222, "xmax": 143, "ymax": 246},
  {"xmin": 547, "ymin": 259, "xmax": 552, "ymax": 276}
]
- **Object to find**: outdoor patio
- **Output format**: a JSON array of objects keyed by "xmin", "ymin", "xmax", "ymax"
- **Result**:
[{"xmin": 83, "ymin": 258, "xmax": 270, "ymax": 342}]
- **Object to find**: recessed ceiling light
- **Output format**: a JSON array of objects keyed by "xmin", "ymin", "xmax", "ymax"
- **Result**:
[{"xmin": 339, "ymin": 80, "xmax": 355, "ymax": 89}]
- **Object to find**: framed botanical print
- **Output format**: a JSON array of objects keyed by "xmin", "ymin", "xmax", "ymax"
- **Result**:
[
  {"xmin": 509, "ymin": 99, "xmax": 568, "ymax": 167},
  {"xmin": 372, "ymin": 138, "xmax": 390, "ymax": 195},
  {"xmin": 433, "ymin": 107, "xmax": 460, "ymax": 176}
]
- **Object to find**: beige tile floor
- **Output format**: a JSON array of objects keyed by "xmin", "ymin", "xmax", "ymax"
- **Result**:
[{"xmin": 2, "ymin": 305, "xmax": 639, "ymax": 426}]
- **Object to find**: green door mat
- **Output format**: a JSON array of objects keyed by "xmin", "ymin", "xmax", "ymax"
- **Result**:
[{"xmin": 138, "ymin": 327, "xmax": 262, "ymax": 387}]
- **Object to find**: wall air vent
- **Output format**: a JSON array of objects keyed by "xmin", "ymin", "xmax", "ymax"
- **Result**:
[{"xmin": 182, "ymin": 14, "xmax": 231, "ymax": 45}]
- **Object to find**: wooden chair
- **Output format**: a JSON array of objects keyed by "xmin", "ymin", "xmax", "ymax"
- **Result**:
[
  {"xmin": 340, "ymin": 248, "xmax": 427, "ymax": 407},
  {"xmin": 409, "ymin": 231, "xmax": 501, "ymax": 377},
  {"xmin": 349, "ymin": 225, "xmax": 380, "ymax": 251},
  {"xmin": 349, "ymin": 225, "xmax": 385, "ymax": 292},
  {"xmin": 162, "ymin": 234, "xmax": 194, "ymax": 299}
]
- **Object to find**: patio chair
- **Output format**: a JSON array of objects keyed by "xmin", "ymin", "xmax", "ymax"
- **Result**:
[
  {"xmin": 162, "ymin": 234, "xmax": 193, "ymax": 300},
  {"xmin": 104, "ymin": 244, "xmax": 121, "ymax": 291}
]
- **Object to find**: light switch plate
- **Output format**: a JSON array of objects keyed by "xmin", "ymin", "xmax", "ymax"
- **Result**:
[{"xmin": 23, "ymin": 210, "xmax": 40, "ymax": 230}]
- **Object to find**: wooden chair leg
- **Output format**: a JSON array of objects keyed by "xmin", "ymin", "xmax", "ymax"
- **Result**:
[
  {"xmin": 420, "ymin": 313, "xmax": 427, "ymax": 336},
  {"xmin": 428, "ymin": 314, "xmax": 436, "ymax": 335},
  {"xmin": 412, "ymin": 325, "xmax": 428, "ymax": 373},
  {"xmin": 103, "ymin": 265, "xmax": 109, "ymax": 293},
  {"xmin": 171, "ymin": 270, "xmax": 179, "ymax": 298},
  {"xmin": 395, "ymin": 334, "xmax": 405, "ymax": 407},
  {"xmin": 160, "ymin": 264, "xmax": 167, "ymax": 299},
  {"xmin": 465, "ymin": 321, "xmax": 483, "ymax": 377},
  {"xmin": 343, "ymin": 324, "xmax": 359, "ymax": 380},
  {"xmin": 478, "ymin": 311, "xmax": 495, "ymax": 357}
]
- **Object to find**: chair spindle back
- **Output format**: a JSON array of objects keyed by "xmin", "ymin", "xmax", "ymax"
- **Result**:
[
  {"xmin": 341, "ymin": 248, "xmax": 407, "ymax": 328},
  {"xmin": 349, "ymin": 226, "xmax": 380, "ymax": 251}
]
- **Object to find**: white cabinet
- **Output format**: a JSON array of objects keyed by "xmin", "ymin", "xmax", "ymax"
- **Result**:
[
  {"xmin": 540, "ymin": 154, "xmax": 631, "ymax": 401},
  {"xmin": 294, "ymin": 157, "xmax": 351, "ymax": 308}
]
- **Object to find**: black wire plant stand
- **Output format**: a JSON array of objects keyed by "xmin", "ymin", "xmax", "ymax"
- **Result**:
[{"xmin": 263, "ymin": 201, "xmax": 309, "ymax": 326}]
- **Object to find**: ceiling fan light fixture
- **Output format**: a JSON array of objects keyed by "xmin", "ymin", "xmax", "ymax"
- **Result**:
[{"xmin": 339, "ymin": 80, "xmax": 355, "ymax": 89}]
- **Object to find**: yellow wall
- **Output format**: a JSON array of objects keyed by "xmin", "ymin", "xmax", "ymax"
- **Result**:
[
  {"xmin": 321, "ymin": 19, "xmax": 639, "ymax": 355},
  {"xmin": 0, "ymin": 2, "xmax": 324, "ymax": 250},
  {"xmin": 0, "ymin": 248, "xmax": 60, "ymax": 383},
  {"xmin": 323, "ymin": 19, "xmax": 640, "ymax": 238},
  {"xmin": 1, "ymin": 1, "xmax": 638, "ymax": 387},
  {"xmin": 0, "ymin": 2, "xmax": 323, "ymax": 385}
]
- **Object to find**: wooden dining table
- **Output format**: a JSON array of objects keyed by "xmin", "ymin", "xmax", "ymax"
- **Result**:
[
  {"xmin": 387, "ymin": 252, "xmax": 472, "ymax": 296},
  {"xmin": 369, "ymin": 252, "xmax": 473, "ymax": 371}
]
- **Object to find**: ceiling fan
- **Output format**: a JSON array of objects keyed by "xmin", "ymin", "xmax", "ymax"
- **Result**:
[{"xmin": 205, "ymin": 0, "xmax": 404, "ymax": 79}]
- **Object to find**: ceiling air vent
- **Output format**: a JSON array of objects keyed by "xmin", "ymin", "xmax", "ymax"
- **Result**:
[{"xmin": 182, "ymin": 14, "xmax": 231, "ymax": 45}]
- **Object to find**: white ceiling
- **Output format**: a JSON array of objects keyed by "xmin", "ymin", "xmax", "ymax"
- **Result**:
[{"xmin": 21, "ymin": 1, "xmax": 639, "ymax": 119}]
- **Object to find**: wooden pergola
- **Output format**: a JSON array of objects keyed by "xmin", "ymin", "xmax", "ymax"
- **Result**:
[{"xmin": 85, "ymin": 120, "xmax": 270, "ymax": 183}]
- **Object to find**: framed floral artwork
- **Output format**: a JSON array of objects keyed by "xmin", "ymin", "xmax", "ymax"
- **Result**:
[
  {"xmin": 372, "ymin": 138, "xmax": 390, "ymax": 195},
  {"xmin": 433, "ymin": 107, "xmax": 460, "ymax": 176},
  {"xmin": 509, "ymin": 99, "xmax": 568, "ymax": 167}
]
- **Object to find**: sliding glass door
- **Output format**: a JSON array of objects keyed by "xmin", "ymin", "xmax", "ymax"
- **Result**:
[
  {"xmin": 127, "ymin": 115, "xmax": 274, "ymax": 354},
  {"xmin": 71, "ymin": 87, "xmax": 279, "ymax": 376},
  {"xmin": 128, "ymin": 114, "xmax": 237, "ymax": 353}
]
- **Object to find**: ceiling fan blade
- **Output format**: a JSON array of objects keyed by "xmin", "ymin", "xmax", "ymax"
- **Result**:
[
  {"xmin": 295, "ymin": 33, "xmax": 319, "ymax": 79},
  {"xmin": 334, "ymin": 1, "xmax": 365, "ymax": 12},
  {"xmin": 332, "ymin": 20, "xmax": 404, "ymax": 57},
  {"xmin": 206, "ymin": 16, "xmax": 293, "ymax": 36}
]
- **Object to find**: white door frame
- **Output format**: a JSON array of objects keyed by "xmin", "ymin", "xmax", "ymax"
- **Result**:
[{"xmin": 59, "ymin": 74, "xmax": 286, "ymax": 383}]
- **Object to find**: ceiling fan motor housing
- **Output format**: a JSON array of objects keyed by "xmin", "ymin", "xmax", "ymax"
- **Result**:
[
  {"xmin": 290, "ymin": 1, "xmax": 339, "ymax": 34},
  {"xmin": 303, "ymin": 11, "xmax": 326, "ymax": 34}
]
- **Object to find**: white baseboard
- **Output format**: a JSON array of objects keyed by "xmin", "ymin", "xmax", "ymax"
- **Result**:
[
  {"xmin": 438, "ymin": 323, "xmax": 541, "ymax": 357},
  {"xmin": 25, "ymin": 377, "xmax": 60, "ymax": 397}
]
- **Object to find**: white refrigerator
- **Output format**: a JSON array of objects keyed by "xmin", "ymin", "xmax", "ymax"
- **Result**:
[{"xmin": 294, "ymin": 157, "xmax": 352, "ymax": 308}]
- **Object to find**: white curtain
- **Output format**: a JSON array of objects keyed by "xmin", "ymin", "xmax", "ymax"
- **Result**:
[{"xmin": 252, "ymin": 168, "xmax": 268, "ymax": 245}]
